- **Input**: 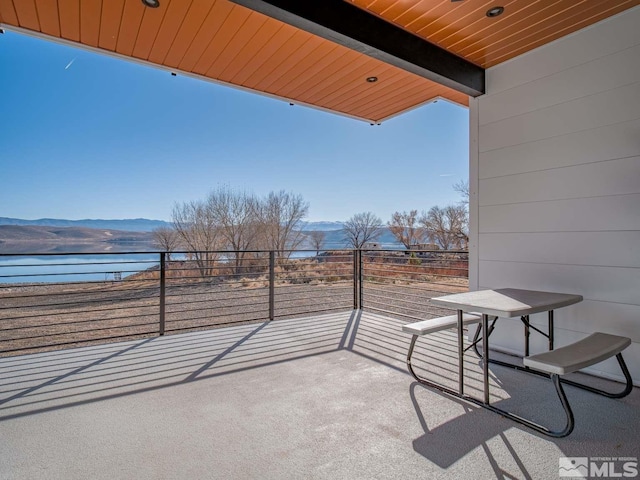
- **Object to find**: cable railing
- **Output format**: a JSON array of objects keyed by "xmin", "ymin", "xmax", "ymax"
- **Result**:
[
  {"xmin": 0, "ymin": 248, "xmax": 468, "ymax": 355},
  {"xmin": 360, "ymin": 248, "xmax": 469, "ymax": 321}
]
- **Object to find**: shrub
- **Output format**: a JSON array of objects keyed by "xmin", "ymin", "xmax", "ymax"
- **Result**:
[{"xmin": 408, "ymin": 252, "xmax": 422, "ymax": 266}]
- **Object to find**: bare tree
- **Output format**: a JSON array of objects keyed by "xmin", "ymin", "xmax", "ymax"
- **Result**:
[
  {"xmin": 308, "ymin": 230, "xmax": 326, "ymax": 256},
  {"xmin": 451, "ymin": 181, "xmax": 470, "ymax": 248},
  {"xmin": 453, "ymin": 180, "xmax": 469, "ymax": 206},
  {"xmin": 420, "ymin": 206, "xmax": 449, "ymax": 250},
  {"xmin": 445, "ymin": 204, "xmax": 469, "ymax": 249},
  {"xmin": 259, "ymin": 190, "xmax": 309, "ymax": 260},
  {"xmin": 419, "ymin": 204, "xmax": 468, "ymax": 250},
  {"xmin": 172, "ymin": 187, "xmax": 311, "ymax": 274},
  {"xmin": 172, "ymin": 200, "xmax": 222, "ymax": 276},
  {"xmin": 343, "ymin": 212, "xmax": 383, "ymax": 249},
  {"xmin": 152, "ymin": 226, "xmax": 181, "ymax": 261},
  {"xmin": 388, "ymin": 210, "xmax": 424, "ymax": 249},
  {"xmin": 207, "ymin": 186, "xmax": 261, "ymax": 274}
]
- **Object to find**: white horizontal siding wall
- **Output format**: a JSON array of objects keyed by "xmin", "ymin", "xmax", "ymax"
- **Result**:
[{"xmin": 470, "ymin": 6, "xmax": 640, "ymax": 384}]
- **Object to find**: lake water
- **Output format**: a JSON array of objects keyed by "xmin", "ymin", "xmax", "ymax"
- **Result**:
[
  {"xmin": 0, "ymin": 246, "xmax": 405, "ymax": 284},
  {"xmin": 0, "ymin": 253, "xmax": 162, "ymax": 284},
  {"xmin": 0, "ymin": 252, "xmax": 322, "ymax": 284}
]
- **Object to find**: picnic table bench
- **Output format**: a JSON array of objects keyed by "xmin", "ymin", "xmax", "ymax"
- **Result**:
[{"xmin": 403, "ymin": 289, "xmax": 634, "ymax": 437}]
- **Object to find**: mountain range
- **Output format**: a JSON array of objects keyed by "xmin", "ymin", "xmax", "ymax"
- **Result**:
[
  {"xmin": 0, "ymin": 217, "xmax": 170, "ymax": 232},
  {"xmin": 0, "ymin": 225, "xmax": 155, "ymax": 254},
  {"xmin": 0, "ymin": 225, "xmax": 153, "ymax": 242}
]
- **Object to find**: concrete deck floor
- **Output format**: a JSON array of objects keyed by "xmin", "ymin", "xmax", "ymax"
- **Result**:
[{"xmin": 1, "ymin": 310, "xmax": 638, "ymax": 479}]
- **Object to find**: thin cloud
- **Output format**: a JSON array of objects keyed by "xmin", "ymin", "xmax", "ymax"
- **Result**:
[
  {"xmin": 64, "ymin": 58, "xmax": 76, "ymax": 70},
  {"xmin": 439, "ymin": 173, "xmax": 454, "ymax": 177}
]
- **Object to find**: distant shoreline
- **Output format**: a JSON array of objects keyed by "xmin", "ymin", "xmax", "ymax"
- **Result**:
[{"xmin": 0, "ymin": 240, "xmax": 157, "ymax": 255}]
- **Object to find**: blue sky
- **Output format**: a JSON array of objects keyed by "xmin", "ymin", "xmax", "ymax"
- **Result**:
[{"xmin": 0, "ymin": 30, "xmax": 469, "ymax": 223}]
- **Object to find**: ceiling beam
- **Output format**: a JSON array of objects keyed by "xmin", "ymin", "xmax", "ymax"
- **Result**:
[{"xmin": 230, "ymin": 0, "xmax": 485, "ymax": 97}]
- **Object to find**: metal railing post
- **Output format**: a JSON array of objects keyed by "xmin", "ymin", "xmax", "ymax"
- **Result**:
[
  {"xmin": 159, "ymin": 252, "xmax": 166, "ymax": 336},
  {"xmin": 269, "ymin": 250, "xmax": 275, "ymax": 320},
  {"xmin": 353, "ymin": 250, "xmax": 358, "ymax": 309},
  {"xmin": 358, "ymin": 249, "xmax": 363, "ymax": 310}
]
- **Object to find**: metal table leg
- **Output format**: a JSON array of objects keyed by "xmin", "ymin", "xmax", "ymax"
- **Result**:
[
  {"xmin": 524, "ymin": 314, "xmax": 530, "ymax": 357},
  {"xmin": 457, "ymin": 309, "xmax": 464, "ymax": 395},
  {"xmin": 406, "ymin": 330, "xmax": 577, "ymax": 437},
  {"xmin": 482, "ymin": 313, "xmax": 490, "ymax": 404}
]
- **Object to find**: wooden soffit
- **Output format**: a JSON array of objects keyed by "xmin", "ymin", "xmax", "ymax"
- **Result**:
[
  {"xmin": 1, "ymin": 0, "xmax": 639, "ymax": 122},
  {"xmin": 0, "ymin": 0, "xmax": 468, "ymax": 123},
  {"xmin": 230, "ymin": 0, "xmax": 485, "ymax": 96},
  {"xmin": 348, "ymin": 0, "xmax": 640, "ymax": 68}
]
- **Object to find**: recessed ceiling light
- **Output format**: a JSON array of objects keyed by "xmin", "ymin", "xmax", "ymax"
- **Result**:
[
  {"xmin": 486, "ymin": 6, "xmax": 504, "ymax": 17},
  {"xmin": 366, "ymin": 76, "xmax": 378, "ymax": 83},
  {"xmin": 141, "ymin": 0, "xmax": 160, "ymax": 8}
]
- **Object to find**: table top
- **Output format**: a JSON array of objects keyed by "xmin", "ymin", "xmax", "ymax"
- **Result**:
[{"xmin": 430, "ymin": 288, "xmax": 583, "ymax": 318}]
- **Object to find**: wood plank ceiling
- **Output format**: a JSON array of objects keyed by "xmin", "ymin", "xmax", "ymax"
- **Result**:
[
  {"xmin": 350, "ymin": 0, "xmax": 640, "ymax": 68},
  {"xmin": 1, "ymin": 0, "xmax": 638, "ymax": 122},
  {"xmin": 0, "ymin": 0, "xmax": 468, "ymax": 123}
]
